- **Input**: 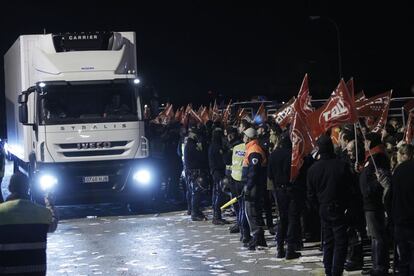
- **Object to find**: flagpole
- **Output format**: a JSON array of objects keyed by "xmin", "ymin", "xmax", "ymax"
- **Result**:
[
  {"xmin": 356, "ymin": 122, "xmax": 379, "ymax": 174},
  {"xmin": 353, "ymin": 123, "xmax": 359, "ymax": 171}
]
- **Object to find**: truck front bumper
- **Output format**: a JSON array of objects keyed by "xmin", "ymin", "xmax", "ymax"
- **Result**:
[{"xmin": 31, "ymin": 159, "xmax": 159, "ymax": 205}]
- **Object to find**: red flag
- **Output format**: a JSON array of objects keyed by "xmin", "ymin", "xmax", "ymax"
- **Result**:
[
  {"xmin": 211, "ymin": 100, "xmax": 221, "ymax": 122},
  {"xmin": 289, "ymin": 74, "xmax": 316, "ymax": 181},
  {"xmin": 307, "ymin": 79, "xmax": 358, "ymax": 140},
  {"xmin": 371, "ymin": 91, "xmax": 392, "ymax": 133},
  {"xmin": 200, "ymin": 107, "xmax": 210, "ymax": 124},
  {"xmin": 189, "ymin": 108, "xmax": 203, "ymax": 124},
  {"xmin": 274, "ymin": 97, "xmax": 296, "ymax": 129},
  {"xmin": 254, "ymin": 103, "xmax": 267, "ymax": 124},
  {"xmin": 151, "ymin": 103, "xmax": 171, "ymax": 124},
  {"xmin": 290, "ymin": 111, "xmax": 315, "ymax": 181},
  {"xmin": 405, "ymin": 112, "xmax": 414, "ymax": 144},
  {"xmin": 356, "ymin": 91, "xmax": 392, "ymax": 117},
  {"xmin": 164, "ymin": 104, "xmax": 174, "ymax": 125},
  {"xmin": 404, "ymin": 100, "xmax": 414, "ymax": 114},
  {"xmin": 294, "ymin": 74, "xmax": 314, "ymax": 119},
  {"xmin": 180, "ymin": 104, "xmax": 192, "ymax": 127},
  {"xmin": 222, "ymin": 100, "xmax": 232, "ymax": 127},
  {"xmin": 175, "ymin": 106, "xmax": 184, "ymax": 122}
]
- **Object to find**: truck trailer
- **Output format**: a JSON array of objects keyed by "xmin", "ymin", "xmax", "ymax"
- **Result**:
[{"xmin": 4, "ymin": 31, "xmax": 154, "ymax": 205}]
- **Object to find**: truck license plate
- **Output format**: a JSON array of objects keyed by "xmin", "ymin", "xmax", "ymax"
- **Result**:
[{"xmin": 83, "ymin": 176, "xmax": 109, "ymax": 183}]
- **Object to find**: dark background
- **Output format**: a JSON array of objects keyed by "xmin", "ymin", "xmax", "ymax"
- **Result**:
[{"xmin": 1, "ymin": 2, "xmax": 412, "ymax": 138}]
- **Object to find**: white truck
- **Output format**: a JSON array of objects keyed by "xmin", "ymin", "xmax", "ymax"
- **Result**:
[{"xmin": 4, "ymin": 31, "xmax": 154, "ymax": 204}]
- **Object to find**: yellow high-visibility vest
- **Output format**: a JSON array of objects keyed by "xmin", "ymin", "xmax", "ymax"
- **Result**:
[{"xmin": 231, "ymin": 143, "xmax": 246, "ymax": 181}]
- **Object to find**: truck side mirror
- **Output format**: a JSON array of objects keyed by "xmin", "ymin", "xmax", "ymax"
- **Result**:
[
  {"xmin": 18, "ymin": 93, "xmax": 28, "ymax": 104},
  {"xmin": 19, "ymin": 103, "xmax": 29, "ymax": 124}
]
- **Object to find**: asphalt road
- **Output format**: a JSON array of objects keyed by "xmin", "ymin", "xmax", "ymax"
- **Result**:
[{"xmin": 1, "ymin": 161, "xmax": 365, "ymax": 275}]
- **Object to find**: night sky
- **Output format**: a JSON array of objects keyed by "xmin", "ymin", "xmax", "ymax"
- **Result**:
[{"xmin": 1, "ymin": 2, "xmax": 412, "ymax": 137}]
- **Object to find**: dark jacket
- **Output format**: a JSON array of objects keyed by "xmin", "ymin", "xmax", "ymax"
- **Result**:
[
  {"xmin": 184, "ymin": 137, "xmax": 208, "ymax": 170},
  {"xmin": 268, "ymin": 147, "xmax": 291, "ymax": 188},
  {"xmin": 242, "ymin": 140, "xmax": 267, "ymax": 191},
  {"xmin": 0, "ymin": 199, "xmax": 58, "ymax": 276},
  {"xmin": 359, "ymin": 148, "xmax": 390, "ymax": 211},
  {"xmin": 392, "ymin": 160, "xmax": 414, "ymax": 227},
  {"xmin": 258, "ymin": 134, "xmax": 270, "ymax": 154},
  {"xmin": 208, "ymin": 143, "xmax": 225, "ymax": 175},
  {"xmin": 307, "ymin": 154, "xmax": 353, "ymax": 210}
]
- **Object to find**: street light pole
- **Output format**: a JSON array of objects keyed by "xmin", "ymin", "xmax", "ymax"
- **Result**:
[{"xmin": 310, "ymin": 16, "xmax": 342, "ymax": 79}]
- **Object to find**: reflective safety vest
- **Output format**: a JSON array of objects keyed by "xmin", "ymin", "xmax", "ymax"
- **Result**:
[
  {"xmin": 231, "ymin": 143, "xmax": 246, "ymax": 181},
  {"xmin": 0, "ymin": 199, "xmax": 53, "ymax": 275}
]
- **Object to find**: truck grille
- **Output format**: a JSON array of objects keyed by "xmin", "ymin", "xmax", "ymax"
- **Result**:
[{"xmin": 56, "ymin": 141, "xmax": 131, "ymax": 158}]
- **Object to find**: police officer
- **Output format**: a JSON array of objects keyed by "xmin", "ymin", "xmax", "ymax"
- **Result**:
[
  {"xmin": 0, "ymin": 173, "xmax": 58, "ymax": 276},
  {"xmin": 226, "ymin": 127, "xmax": 251, "ymax": 242},
  {"xmin": 184, "ymin": 127, "xmax": 210, "ymax": 221},
  {"xmin": 257, "ymin": 122, "xmax": 275, "ymax": 235},
  {"xmin": 208, "ymin": 128, "xmax": 229, "ymax": 225},
  {"xmin": 307, "ymin": 135, "xmax": 353, "ymax": 276},
  {"xmin": 242, "ymin": 127, "xmax": 268, "ymax": 250}
]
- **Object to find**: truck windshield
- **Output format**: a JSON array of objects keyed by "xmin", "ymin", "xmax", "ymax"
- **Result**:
[{"xmin": 38, "ymin": 81, "xmax": 140, "ymax": 125}]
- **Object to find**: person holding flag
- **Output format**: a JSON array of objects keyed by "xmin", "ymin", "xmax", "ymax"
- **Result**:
[{"xmin": 359, "ymin": 132, "xmax": 391, "ymax": 275}]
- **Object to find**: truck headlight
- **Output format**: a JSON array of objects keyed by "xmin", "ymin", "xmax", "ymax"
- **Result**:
[
  {"xmin": 39, "ymin": 174, "xmax": 58, "ymax": 191},
  {"xmin": 133, "ymin": 169, "xmax": 151, "ymax": 186}
]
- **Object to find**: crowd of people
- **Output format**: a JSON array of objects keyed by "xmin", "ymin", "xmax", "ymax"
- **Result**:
[
  {"xmin": 0, "ymin": 113, "xmax": 413, "ymax": 275},
  {"xmin": 164, "ymin": 115, "xmax": 414, "ymax": 276}
]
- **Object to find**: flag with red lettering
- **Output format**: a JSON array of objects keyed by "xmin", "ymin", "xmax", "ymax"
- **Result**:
[
  {"xmin": 306, "ymin": 79, "xmax": 357, "ymax": 140},
  {"xmin": 254, "ymin": 103, "xmax": 267, "ymax": 124},
  {"xmin": 371, "ymin": 91, "xmax": 392, "ymax": 133},
  {"xmin": 290, "ymin": 74, "xmax": 316, "ymax": 181},
  {"xmin": 294, "ymin": 74, "xmax": 314, "ymax": 118},
  {"xmin": 356, "ymin": 91, "xmax": 392, "ymax": 117},
  {"xmin": 290, "ymin": 111, "xmax": 315, "ymax": 181},
  {"xmin": 274, "ymin": 97, "xmax": 295, "ymax": 129},
  {"xmin": 405, "ymin": 112, "xmax": 414, "ymax": 144},
  {"xmin": 355, "ymin": 91, "xmax": 392, "ymax": 132}
]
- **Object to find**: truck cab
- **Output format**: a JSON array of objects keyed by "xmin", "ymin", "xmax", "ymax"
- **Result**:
[{"xmin": 4, "ymin": 32, "xmax": 154, "ymax": 204}]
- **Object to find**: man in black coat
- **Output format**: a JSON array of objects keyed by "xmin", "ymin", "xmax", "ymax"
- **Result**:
[
  {"xmin": 184, "ymin": 127, "xmax": 210, "ymax": 221},
  {"xmin": 268, "ymin": 132, "xmax": 304, "ymax": 259},
  {"xmin": 307, "ymin": 135, "xmax": 353, "ymax": 276},
  {"xmin": 359, "ymin": 133, "xmax": 390, "ymax": 275},
  {"xmin": 392, "ymin": 144, "xmax": 414, "ymax": 276},
  {"xmin": 208, "ymin": 128, "xmax": 229, "ymax": 225}
]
